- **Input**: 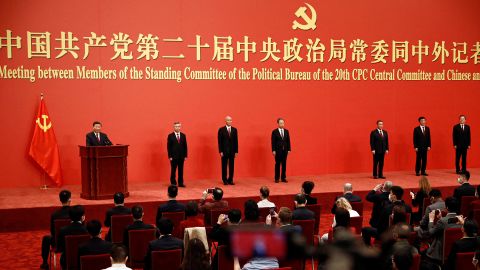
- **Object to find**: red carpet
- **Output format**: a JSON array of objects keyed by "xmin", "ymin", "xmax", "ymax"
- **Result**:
[{"xmin": 0, "ymin": 168, "xmax": 476, "ymax": 269}]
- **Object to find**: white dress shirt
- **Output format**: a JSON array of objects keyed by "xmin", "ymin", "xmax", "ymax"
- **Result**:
[
  {"xmin": 257, "ymin": 199, "xmax": 276, "ymax": 208},
  {"xmin": 103, "ymin": 263, "xmax": 132, "ymax": 270}
]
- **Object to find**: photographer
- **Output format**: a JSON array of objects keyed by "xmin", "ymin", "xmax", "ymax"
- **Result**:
[{"xmin": 198, "ymin": 187, "xmax": 228, "ymax": 213}]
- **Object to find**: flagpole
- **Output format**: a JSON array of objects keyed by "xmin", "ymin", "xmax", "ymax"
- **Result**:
[{"xmin": 38, "ymin": 93, "xmax": 48, "ymax": 190}]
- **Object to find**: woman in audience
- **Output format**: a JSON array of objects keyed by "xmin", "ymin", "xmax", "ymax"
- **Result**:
[
  {"xmin": 332, "ymin": 197, "xmax": 359, "ymax": 227},
  {"xmin": 181, "ymin": 238, "xmax": 211, "ymax": 270},
  {"xmin": 410, "ymin": 176, "xmax": 431, "ymax": 223},
  {"xmin": 179, "ymin": 201, "xmax": 205, "ymax": 236},
  {"xmin": 320, "ymin": 207, "xmax": 352, "ymax": 242}
]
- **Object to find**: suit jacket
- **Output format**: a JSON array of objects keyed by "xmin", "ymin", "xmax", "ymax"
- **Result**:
[
  {"xmin": 377, "ymin": 200, "xmax": 412, "ymax": 235},
  {"xmin": 453, "ymin": 183, "xmax": 476, "ymax": 204},
  {"xmin": 452, "ymin": 124, "xmax": 471, "ymax": 149},
  {"xmin": 86, "ymin": 131, "xmax": 112, "ymax": 146},
  {"xmin": 305, "ymin": 195, "xmax": 317, "ymax": 205},
  {"xmin": 366, "ymin": 190, "xmax": 390, "ymax": 228},
  {"xmin": 57, "ymin": 222, "xmax": 88, "ymax": 253},
  {"xmin": 271, "ymin": 128, "xmax": 291, "ymax": 152},
  {"xmin": 425, "ymin": 212, "xmax": 463, "ymax": 261},
  {"xmin": 104, "ymin": 205, "xmax": 131, "ymax": 227},
  {"xmin": 167, "ymin": 132, "xmax": 187, "ymax": 159},
  {"xmin": 331, "ymin": 193, "xmax": 362, "ymax": 214},
  {"xmin": 78, "ymin": 237, "xmax": 113, "ymax": 261},
  {"xmin": 419, "ymin": 200, "xmax": 446, "ymax": 229},
  {"xmin": 156, "ymin": 200, "xmax": 186, "ymax": 226},
  {"xmin": 218, "ymin": 126, "xmax": 238, "ymax": 156},
  {"xmin": 413, "ymin": 126, "xmax": 431, "ymax": 149},
  {"xmin": 50, "ymin": 206, "xmax": 71, "ymax": 245},
  {"xmin": 445, "ymin": 237, "xmax": 478, "ymax": 270},
  {"xmin": 123, "ymin": 220, "xmax": 160, "ymax": 248},
  {"xmin": 292, "ymin": 207, "xmax": 315, "ymax": 221},
  {"xmin": 144, "ymin": 235, "xmax": 184, "ymax": 270},
  {"xmin": 370, "ymin": 129, "xmax": 389, "ymax": 154}
]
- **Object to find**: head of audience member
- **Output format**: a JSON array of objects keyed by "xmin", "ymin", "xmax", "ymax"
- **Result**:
[
  {"xmin": 158, "ymin": 218, "xmax": 174, "ymax": 236},
  {"xmin": 110, "ymin": 245, "xmax": 128, "ymax": 265},
  {"xmin": 244, "ymin": 199, "xmax": 260, "ymax": 222},
  {"xmin": 260, "ymin": 186, "xmax": 270, "ymax": 200},
  {"xmin": 462, "ymin": 219, "xmax": 478, "ymax": 238},
  {"xmin": 343, "ymin": 183, "xmax": 353, "ymax": 194},
  {"xmin": 392, "ymin": 242, "xmax": 414, "ymax": 270},
  {"xmin": 389, "ymin": 186, "xmax": 404, "ymax": 203},
  {"xmin": 113, "ymin": 192, "xmax": 125, "ymax": 206},
  {"xmin": 182, "ymin": 238, "xmax": 210, "ymax": 270},
  {"xmin": 92, "ymin": 121, "xmax": 102, "ymax": 133},
  {"xmin": 335, "ymin": 197, "xmax": 353, "ymax": 211},
  {"xmin": 294, "ymin": 193, "xmax": 307, "ymax": 208},
  {"xmin": 277, "ymin": 207, "xmax": 293, "ymax": 226},
  {"xmin": 418, "ymin": 176, "xmax": 431, "ymax": 194},
  {"xmin": 69, "ymin": 205, "xmax": 85, "ymax": 223},
  {"xmin": 391, "ymin": 205, "xmax": 407, "ymax": 225},
  {"xmin": 383, "ymin": 181, "xmax": 393, "ymax": 192},
  {"xmin": 445, "ymin": 196, "xmax": 460, "ymax": 214},
  {"xmin": 132, "ymin": 205, "xmax": 144, "ymax": 221},
  {"xmin": 227, "ymin": 209, "xmax": 242, "ymax": 225},
  {"xmin": 301, "ymin": 181, "xmax": 315, "ymax": 196},
  {"xmin": 458, "ymin": 171, "xmax": 471, "ymax": 185},
  {"xmin": 185, "ymin": 201, "xmax": 199, "ymax": 218},
  {"xmin": 334, "ymin": 207, "xmax": 351, "ymax": 228},
  {"xmin": 392, "ymin": 223, "xmax": 411, "ymax": 242},
  {"xmin": 86, "ymin": 219, "xmax": 102, "ymax": 238},
  {"xmin": 59, "ymin": 190, "xmax": 71, "ymax": 206},
  {"xmin": 168, "ymin": 185, "xmax": 179, "ymax": 199},
  {"xmin": 428, "ymin": 189, "xmax": 442, "ymax": 204},
  {"xmin": 212, "ymin": 187, "xmax": 224, "ymax": 201}
]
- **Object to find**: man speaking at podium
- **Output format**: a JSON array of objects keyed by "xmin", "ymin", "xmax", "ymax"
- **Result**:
[{"xmin": 86, "ymin": 121, "xmax": 112, "ymax": 146}]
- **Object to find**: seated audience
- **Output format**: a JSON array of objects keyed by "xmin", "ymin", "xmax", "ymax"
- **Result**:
[
  {"xmin": 366, "ymin": 181, "xmax": 392, "ymax": 229},
  {"xmin": 144, "ymin": 218, "xmax": 184, "ymax": 270},
  {"xmin": 198, "ymin": 187, "xmax": 228, "ymax": 213},
  {"xmin": 181, "ymin": 238, "xmax": 211, "ymax": 270},
  {"xmin": 156, "ymin": 185, "xmax": 186, "ymax": 226},
  {"xmin": 331, "ymin": 183, "xmax": 362, "ymax": 214},
  {"xmin": 78, "ymin": 220, "xmax": 113, "ymax": 264},
  {"xmin": 445, "ymin": 218, "xmax": 478, "ymax": 270},
  {"xmin": 321, "ymin": 207, "xmax": 352, "ymax": 242},
  {"xmin": 179, "ymin": 201, "xmax": 205, "ymax": 236},
  {"xmin": 210, "ymin": 209, "xmax": 242, "ymax": 270},
  {"xmin": 391, "ymin": 242, "xmax": 414, "ymax": 270},
  {"xmin": 57, "ymin": 205, "xmax": 88, "ymax": 269},
  {"xmin": 410, "ymin": 176, "xmax": 431, "ymax": 223},
  {"xmin": 105, "ymin": 192, "xmax": 131, "ymax": 241},
  {"xmin": 418, "ymin": 189, "xmax": 445, "ymax": 229},
  {"xmin": 244, "ymin": 199, "xmax": 260, "ymax": 223},
  {"xmin": 123, "ymin": 205, "xmax": 159, "ymax": 249},
  {"xmin": 292, "ymin": 193, "xmax": 315, "ymax": 220},
  {"xmin": 104, "ymin": 245, "xmax": 131, "ymax": 270},
  {"xmin": 331, "ymin": 197, "xmax": 359, "ymax": 227},
  {"xmin": 453, "ymin": 171, "xmax": 475, "ymax": 208},
  {"xmin": 40, "ymin": 189, "xmax": 71, "ymax": 269},
  {"xmin": 301, "ymin": 180, "xmax": 318, "ymax": 205},
  {"xmin": 257, "ymin": 186, "xmax": 275, "ymax": 208}
]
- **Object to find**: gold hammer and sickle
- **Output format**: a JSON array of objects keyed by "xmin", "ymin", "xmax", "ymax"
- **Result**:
[
  {"xmin": 36, "ymin": 114, "xmax": 52, "ymax": 132},
  {"xmin": 292, "ymin": 3, "xmax": 317, "ymax": 31}
]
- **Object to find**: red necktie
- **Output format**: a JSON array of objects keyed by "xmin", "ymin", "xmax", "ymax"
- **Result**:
[
  {"xmin": 96, "ymin": 133, "xmax": 100, "ymax": 142},
  {"xmin": 176, "ymin": 134, "xmax": 180, "ymax": 143},
  {"xmin": 380, "ymin": 130, "xmax": 383, "ymax": 137},
  {"xmin": 228, "ymin": 128, "xmax": 231, "ymax": 137}
]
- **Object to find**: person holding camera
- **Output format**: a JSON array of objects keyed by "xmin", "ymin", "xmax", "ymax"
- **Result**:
[{"xmin": 198, "ymin": 187, "xmax": 228, "ymax": 213}]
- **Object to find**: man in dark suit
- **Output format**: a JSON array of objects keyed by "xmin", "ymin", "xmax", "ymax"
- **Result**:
[
  {"xmin": 301, "ymin": 181, "xmax": 318, "ymax": 205},
  {"xmin": 331, "ymin": 183, "xmax": 362, "ymax": 214},
  {"xmin": 144, "ymin": 218, "xmax": 184, "ymax": 270},
  {"xmin": 453, "ymin": 171, "xmax": 475, "ymax": 208},
  {"xmin": 413, "ymin": 116, "xmax": 431, "ymax": 176},
  {"xmin": 156, "ymin": 185, "xmax": 185, "ymax": 227},
  {"xmin": 104, "ymin": 192, "xmax": 131, "ymax": 241},
  {"xmin": 292, "ymin": 194, "xmax": 315, "ymax": 220},
  {"xmin": 57, "ymin": 205, "xmax": 88, "ymax": 269},
  {"xmin": 445, "ymin": 219, "xmax": 478, "ymax": 270},
  {"xmin": 370, "ymin": 120, "xmax": 389, "ymax": 179},
  {"xmin": 210, "ymin": 209, "xmax": 242, "ymax": 270},
  {"xmin": 78, "ymin": 220, "xmax": 113, "ymax": 266},
  {"xmin": 271, "ymin": 118, "xmax": 291, "ymax": 183},
  {"xmin": 453, "ymin": 115, "xmax": 471, "ymax": 173},
  {"xmin": 124, "ymin": 205, "xmax": 160, "ymax": 249},
  {"xmin": 86, "ymin": 121, "xmax": 112, "ymax": 146},
  {"xmin": 218, "ymin": 116, "xmax": 238, "ymax": 185},
  {"xmin": 366, "ymin": 181, "xmax": 392, "ymax": 228},
  {"xmin": 167, "ymin": 122, "xmax": 188, "ymax": 187},
  {"xmin": 40, "ymin": 190, "xmax": 72, "ymax": 269}
]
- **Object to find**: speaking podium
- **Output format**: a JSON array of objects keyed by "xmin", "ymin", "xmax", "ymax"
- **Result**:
[{"xmin": 79, "ymin": 145, "xmax": 129, "ymax": 200}]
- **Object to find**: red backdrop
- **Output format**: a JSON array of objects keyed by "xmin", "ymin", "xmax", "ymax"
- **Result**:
[{"xmin": 0, "ymin": 0, "xmax": 479, "ymax": 188}]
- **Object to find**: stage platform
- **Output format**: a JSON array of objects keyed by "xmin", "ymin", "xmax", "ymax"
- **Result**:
[{"xmin": 0, "ymin": 168, "xmax": 476, "ymax": 232}]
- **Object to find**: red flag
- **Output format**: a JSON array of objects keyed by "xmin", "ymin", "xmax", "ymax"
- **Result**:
[{"xmin": 29, "ymin": 95, "xmax": 63, "ymax": 187}]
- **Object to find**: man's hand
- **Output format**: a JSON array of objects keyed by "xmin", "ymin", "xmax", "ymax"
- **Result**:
[
  {"xmin": 372, "ymin": 150, "xmax": 376, "ymax": 154},
  {"xmin": 220, "ymin": 152, "xmax": 224, "ymax": 157},
  {"xmin": 169, "ymin": 158, "xmax": 172, "ymax": 161},
  {"xmin": 272, "ymin": 151, "xmax": 276, "ymax": 156},
  {"xmin": 217, "ymin": 214, "xmax": 227, "ymax": 225},
  {"xmin": 468, "ymin": 146, "xmax": 471, "ymax": 149},
  {"xmin": 454, "ymin": 145, "xmax": 457, "ymax": 149},
  {"xmin": 266, "ymin": 214, "xmax": 272, "ymax": 225},
  {"xmin": 427, "ymin": 147, "xmax": 431, "ymax": 151},
  {"xmin": 374, "ymin": 184, "xmax": 382, "ymax": 192},
  {"xmin": 235, "ymin": 153, "xmax": 238, "ymax": 157},
  {"xmin": 456, "ymin": 215, "xmax": 465, "ymax": 225},
  {"xmin": 415, "ymin": 148, "xmax": 418, "ymax": 152},
  {"xmin": 429, "ymin": 211, "xmax": 436, "ymax": 222},
  {"xmin": 184, "ymin": 157, "xmax": 187, "ymax": 161},
  {"xmin": 386, "ymin": 150, "xmax": 389, "ymax": 154},
  {"xmin": 201, "ymin": 190, "xmax": 208, "ymax": 200}
]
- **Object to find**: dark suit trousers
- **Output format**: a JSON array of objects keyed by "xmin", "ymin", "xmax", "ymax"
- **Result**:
[
  {"xmin": 170, "ymin": 158, "xmax": 184, "ymax": 185},
  {"xmin": 274, "ymin": 150, "xmax": 288, "ymax": 180},
  {"xmin": 373, "ymin": 152, "xmax": 385, "ymax": 177},
  {"xmin": 415, "ymin": 148, "xmax": 428, "ymax": 174},
  {"xmin": 41, "ymin": 235, "xmax": 52, "ymax": 263},
  {"xmin": 455, "ymin": 147, "xmax": 468, "ymax": 172},
  {"xmin": 221, "ymin": 154, "xmax": 235, "ymax": 183}
]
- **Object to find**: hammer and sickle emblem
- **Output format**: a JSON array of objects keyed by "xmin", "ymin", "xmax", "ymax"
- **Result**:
[
  {"xmin": 292, "ymin": 3, "xmax": 317, "ymax": 31},
  {"xmin": 36, "ymin": 114, "xmax": 52, "ymax": 132}
]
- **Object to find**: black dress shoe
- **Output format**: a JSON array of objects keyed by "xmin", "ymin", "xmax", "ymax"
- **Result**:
[
  {"xmin": 421, "ymin": 173, "xmax": 428, "ymax": 176},
  {"xmin": 281, "ymin": 179, "xmax": 288, "ymax": 183},
  {"xmin": 40, "ymin": 263, "xmax": 49, "ymax": 269},
  {"xmin": 178, "ymin": 184, "xmax": 186, "ymax": 188},
  {"xmin": 379, "ymin": 176, "xmax": 386, "ymax": 179},
  {"xmin": 229, "ymin": 182, "xmax": 235, "ymax": 185},
  {"xmin": 416, "ymin": 173, "xmax": 420, "ymax": 176},
  {"xmin": 373, "ymin": 176, "xmax": 378, "ymax": 179},
  {"xmin": 275, "ymin": 180, "xmax": 279, "ymax": 183}
]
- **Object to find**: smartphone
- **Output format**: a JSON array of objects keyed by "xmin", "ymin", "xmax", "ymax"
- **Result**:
[
  {"xmin": 269, "ymin": 208, "xmax": 276, "ymax": 216},
  {"xmin": 207, "ymin": 188, "xmax": 215, "ymax": 194},
  {"xmin": 448, "ymin": 217, "xmax": 459, "ymax": 224}
]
